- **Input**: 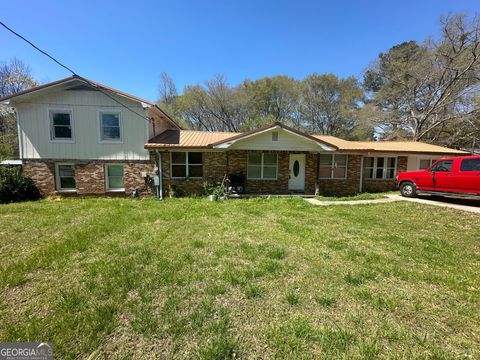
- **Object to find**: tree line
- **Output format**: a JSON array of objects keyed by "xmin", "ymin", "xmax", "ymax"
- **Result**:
[{"xmin": 159, "ymin": 14, "xmax": 480, "ymax": 150}]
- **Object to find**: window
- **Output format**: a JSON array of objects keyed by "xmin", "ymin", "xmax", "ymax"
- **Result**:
[
  {"xmin": 431, "ymin": 160, "xmax": 453, "ymax": 172},
  {"xmin": 99, "ymin": 111, "xmax": 122, "ymax": 142},
  {"xmin": 460, "ymin": 158, "xmax": 480, "ymax": 171},
  {"xmin": 272, "ymin": 132, "xmax": 278, "ymax": 141},
  {"xmin": 247, "ymin": 152, "xmax": 278, "ymax": 180},
  {"xmin": 170, "ymin": 152, "xmax": 203, "ymax": 178},
  {"xmin": 419, "ymin": 159, "xmax": 436, "ymax": 170},
  {"xmin": 49, "ymin": 109, "xmax": 73, "ymax": 141},
  {"xmin": 364, "ymin": 157, "xmax": 397, "ymax": 179},
  {"xmin": 106, "ymin": 164, "xmax": 124, "ymax": 191},
  {"xmin": 55, "ymin": 164, "xmax": 75, "ymax": 191},
  {"xmin": 319, "ymin": 154, "xmax": 348, "ymax": 179}
]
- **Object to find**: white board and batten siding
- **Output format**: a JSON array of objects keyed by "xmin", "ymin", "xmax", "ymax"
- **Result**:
[{"xmin": 15, "ymin": 89, "xmax": 151, "ymax": 160}]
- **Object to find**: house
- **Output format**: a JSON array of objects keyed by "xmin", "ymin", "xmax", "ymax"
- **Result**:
[{"xmin": 0, "ymin": 76, "xmax": 468, "ymax": 197}]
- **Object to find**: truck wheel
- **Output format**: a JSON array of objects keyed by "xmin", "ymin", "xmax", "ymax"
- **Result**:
[{"xmin": 400, "ymin": 182, "xmax": 417, "ymax": 198}]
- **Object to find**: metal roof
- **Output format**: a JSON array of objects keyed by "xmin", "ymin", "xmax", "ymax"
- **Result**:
[{"xmin": 145, "ymin": 124, "xmax": 468, "ymax": 155}]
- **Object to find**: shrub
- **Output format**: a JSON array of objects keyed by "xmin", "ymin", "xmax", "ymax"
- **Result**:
[
  {"xmin": 0, "ymin": 167, "xmax": 42, "ymax": 204},
  {"xmin": 203, "ymin": 180, "xmax": 225, "ymax": 198}
]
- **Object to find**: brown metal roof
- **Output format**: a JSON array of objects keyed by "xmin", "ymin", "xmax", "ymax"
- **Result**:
[
  {"xmin": 146, "ymin": 125, "xmax": 468, "ymax": 155},
  {"xmin": 353, "ymin": 141, "xmax": 469, "ymax": 155},
  {"xmin": 146, "ymin": 130, "xmax": 241, "ymax": 148},
  {"xmin": 312, "ymin": 135, "xmax": 372, "ymax": 151}
]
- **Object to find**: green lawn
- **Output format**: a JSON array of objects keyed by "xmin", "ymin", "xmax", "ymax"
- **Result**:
[
  {"xmin": 315, "ymin": 192, "xmax": 395, "ymax": 202},
  {"xmin": 0, "ymin": 198, "xmax": 479, "ymax": 359}
]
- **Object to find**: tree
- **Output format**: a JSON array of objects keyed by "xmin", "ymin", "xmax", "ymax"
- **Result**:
[
  {"xmin": 299, "ymin": 74, "xmax": 365, "ymax": 137},
  {"xmin": 175, "ymin": 75, "xmax": 248, "ymax": 132},
  {"xmin": 364, "ymin": 14, "xmax": 480, "ymax": 147},
  {"xmin": 158, "ymin": 72, "xmax": 177, "ymax": 106},
  {"xmin": 240, "ymin": 76, "xmax": 300, "ymax": 128},
  {"xmin": 0, "ymin": 58, "xmax": 38, "ymax": 159}
]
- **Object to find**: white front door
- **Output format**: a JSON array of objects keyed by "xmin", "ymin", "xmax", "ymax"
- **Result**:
[{"xmin": 288, "ymin": 154, "xmax": 306, "ymax": 191}]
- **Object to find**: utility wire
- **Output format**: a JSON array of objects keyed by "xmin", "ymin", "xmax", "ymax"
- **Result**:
[
  {"xmin": 0, "ymin": 20, "xmax": 153, "ymax": 123},
  {"xmin": 0, "ymin": 20, "xmax": 77, "ymax": 75}
]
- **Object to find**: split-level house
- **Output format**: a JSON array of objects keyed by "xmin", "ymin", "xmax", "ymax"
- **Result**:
[{"xmin": 0, "ymin": 76, "xmax": 468, "ymax": 197}]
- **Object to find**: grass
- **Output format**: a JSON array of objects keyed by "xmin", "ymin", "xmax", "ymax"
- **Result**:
[
  {"xmin": 0, "ymin": 197, "xmax": 479, "ymax": 359},
  {"xmin": 316, "ymin": 191, "xmax": 395, "ymax": 201}
]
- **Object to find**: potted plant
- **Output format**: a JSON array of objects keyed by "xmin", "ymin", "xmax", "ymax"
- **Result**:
[{"xmin": 203, "ymin": 181, "xmax": 225, "ymax": 201}]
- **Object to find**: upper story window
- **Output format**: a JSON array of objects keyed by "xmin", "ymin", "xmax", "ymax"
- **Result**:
[
  {"xmin": 49, "ymin": 109, "xmax": 73, "ymax": 142},
  {"xmin": 364, "ymin": 157, "xmax": 397, "ymax": 179},
  {"xmin": 247, "ymin": 152, "xmax": 278, "ymax": 180},
  {"xmin": 171, "ymin": 152, "xmax": 203, "ymax": 179},
  {"xmin": 319, "ymin": 154, "xmax": 347, "ymax": 179},
  {"xmin": 99, "ymin": 110, "xmax": 122, "ymax": 142}
]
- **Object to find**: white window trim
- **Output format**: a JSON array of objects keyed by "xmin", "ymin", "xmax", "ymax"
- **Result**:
[
  {"xmin": 170, "ymin": 151, "xmax": 203, "ymax": 179},
  {"xmin": 318, "ymin": 154, "xmax": 348, "ymax": 180},
  {"xmin": 364, "ymin": 157, "xmax": 397, "ymax": 180},
  {"xmin": 105, "ymin": 163, "xmax": 125, "ymax": 192},
  {"xmin": 98, "ymin": 109, "xmax": 123, "ymax": 143},
  {"xmin": 247, "ymin": 152, "xmax": 278, "ymax": 180},
  {"xmin": 48, "ymin": 108, "xmax": 75, "ymax": 143},
  {"xmin": 55, "ymin": 162, "xmax": 76, "ymax": 192}
]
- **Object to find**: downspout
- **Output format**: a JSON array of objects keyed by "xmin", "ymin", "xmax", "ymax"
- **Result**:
[
  {"xmin": 156, "ymin": 150, "xmax": 163, "ymax": 200},
  {"xmin": 359, "ymin": 155, "xmax": 364, "ymax": 193}
]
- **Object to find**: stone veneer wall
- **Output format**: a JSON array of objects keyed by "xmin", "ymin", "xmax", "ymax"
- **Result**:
[
  {"xmin": 362, "ymin": 156, "xmax": 407, "ymax": 193},
  {"xmin": 23, "ymin": 159, "xmax": 155, "ymax": 196}
]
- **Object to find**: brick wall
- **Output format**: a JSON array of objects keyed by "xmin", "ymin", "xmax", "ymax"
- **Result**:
[
  {"xmin": 317, "ymin": 155, "xmax": 362, "ymax": 196},
  {"xmin": 362, "ymin": 156, "xmax": 407, "ymax": 193},
  {"xmin": 23, "ymin": 160, "xmax": 56, "ymax": 195},
  {"xmin": 226, "ymin": 150, "xmax": 319, "ymax": 194},
  {"xmin": 22, "ymin": 159, "xmax": 155, "ymax": 196},
  {"xmin": 160, "ymin": 151, "xmax": 227, "ymax": 196},
  {"xmin": 124, "ymin": 161, "xmax": 156, "ymax": 195},
  {"xmin": 24, "ymin": 154, "xmax": 409, "ymax": 197},
  {"xmin": 159, "ymin": 151, "xmax": 384, "ymax": 196}
]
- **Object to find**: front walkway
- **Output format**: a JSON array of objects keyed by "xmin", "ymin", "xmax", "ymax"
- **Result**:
[{"xmin": 305, "ymin": 194, "xmax": 480, "ymax": 214}]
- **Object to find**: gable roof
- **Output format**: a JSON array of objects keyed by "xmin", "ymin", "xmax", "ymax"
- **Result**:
[
  {"xmin": 210, "ymin": 122, "xmax": 338, "ymax": 151},
  {"xmin": 0, "ymin": 75, "xmax": 181, "ymax": 129},
  {"xmin": 145, "ymin": 123, "xmax": 468, "ymax": 155}
]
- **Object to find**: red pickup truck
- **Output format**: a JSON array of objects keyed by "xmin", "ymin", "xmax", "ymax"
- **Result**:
[{"xmin": 396, "ymin": 155, "xmax": 480, "ymax": 198}]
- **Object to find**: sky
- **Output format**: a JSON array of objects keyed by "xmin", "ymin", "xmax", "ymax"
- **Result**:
[{"xmin": 1, "ymin": 0, "xmax": 479, "ymax": 102}]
